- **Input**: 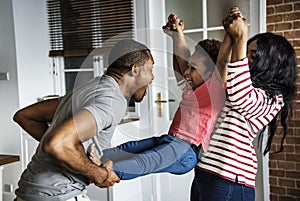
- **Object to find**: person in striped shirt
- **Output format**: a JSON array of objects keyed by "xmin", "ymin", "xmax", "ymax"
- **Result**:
[{"xmin": 190, "ymin": 7, "xmax": 298, "ymax": 201}]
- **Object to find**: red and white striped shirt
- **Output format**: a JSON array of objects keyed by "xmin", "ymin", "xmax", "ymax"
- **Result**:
[{"xmin": 197, "ymin": 58, "xmax": 284, "ymax": 188}]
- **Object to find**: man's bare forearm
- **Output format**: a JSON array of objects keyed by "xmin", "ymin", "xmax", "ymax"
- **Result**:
[
  {"xmin": 42, "ymin": 109, "xmax": 120, "ymax": 187},
  {"xmin": 44, "ymin": 137, "xmax": 108, "ymax": 185},
  {"xmin": 13, "ymin": 98, "xmax": 59, "ymax": 141}
]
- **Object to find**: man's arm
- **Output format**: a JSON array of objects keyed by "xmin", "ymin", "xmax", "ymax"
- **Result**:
[
  {"xmin": 163, "ymin": 14, "xmax": 190, "ymax": 82},
  {"xmin": 42, "ymin": 109, "xmax": 120, "ymax": 187},
  {"xmin": 13, "ymin": 98, "xmax": 59, "ymax": 141}
]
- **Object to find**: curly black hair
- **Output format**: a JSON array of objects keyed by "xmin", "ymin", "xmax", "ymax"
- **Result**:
[
  {"xmin": 248, "ymin": 33, "xmax": 297, "ymax": 155},
  {"xmin": 194, "ymin": 39, "xmax": 221, "ymax": 72}
]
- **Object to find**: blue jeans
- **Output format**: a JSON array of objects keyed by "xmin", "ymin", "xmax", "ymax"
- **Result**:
[
  {"xmin": 101, "ymin": 134, "xmax": 198, "ymax": 180},
  {"xmin": 190, "ymin": 168, "xmax": 255, "ymax": 201}
]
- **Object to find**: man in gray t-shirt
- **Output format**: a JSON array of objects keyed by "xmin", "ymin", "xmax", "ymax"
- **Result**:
[{"xmin": 13, "ymin": 39, "xmax": 155, "ymax": 201}]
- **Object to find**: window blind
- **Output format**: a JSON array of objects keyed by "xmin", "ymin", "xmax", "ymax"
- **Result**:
[{"xmin": 47, "ymin": 0, "xmax": 134, "ymax": 57}]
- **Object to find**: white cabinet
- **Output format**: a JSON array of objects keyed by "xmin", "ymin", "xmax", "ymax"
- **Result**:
[
  {"xmin": 0, "ymin": 166, "xmax": 2, "ymax": 201},
  {"xmin": 21, "ymin": 134, "xmax": 39, "ymax": 170}
]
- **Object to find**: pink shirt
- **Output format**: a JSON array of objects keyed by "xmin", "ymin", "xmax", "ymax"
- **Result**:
[{"xmin": 168, "ymin": 73, "xmax": 226, "ymax": 151}]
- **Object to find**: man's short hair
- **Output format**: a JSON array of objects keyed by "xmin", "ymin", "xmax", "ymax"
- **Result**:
[{"xmin": 107, "ymin": 39, "xmax": 150, "ymax": 76}]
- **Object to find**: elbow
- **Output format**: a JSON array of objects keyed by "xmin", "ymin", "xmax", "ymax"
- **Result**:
[
  {"xmin": 42, "ymin": 132, "xmax": 76, "ymax": 162},
  {"xmin": 42, "ymin": 137, "xmax": 56, "ymax": 156},
  {"xmin": 13, "ymin": 109, "xmax": 25, "ymax": 125},
  {"xmin": 13, "ymin": 112, "xmax": 19, "ymax": 124},
  {"xmin": 42, "ymin": 134, "xmax": 64, "ymax": 157}
]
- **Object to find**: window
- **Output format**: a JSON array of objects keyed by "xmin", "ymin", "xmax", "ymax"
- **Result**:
[
  {"xmin": 47, "ymin": 0, "xmax": 137, "ymax": 117},
  {"xmin": 165, "ymin": 0, "xmax": 256, "ymax": 119},
  {"xmin": 48, "ymin": 0, "xmax": 134, "ymax": 56},
  {"xmin": 47, "ymin": 0, "xmax": 134, "ymax": 94}
]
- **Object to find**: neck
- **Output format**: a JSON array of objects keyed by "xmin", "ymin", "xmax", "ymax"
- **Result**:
[
  {"xmin": 106, "ymin": 71, "xmax": 133, "ymax": 101},
  {"xmin": 106, "ymin": 70, "xmax": 122, "ymax": 82}
]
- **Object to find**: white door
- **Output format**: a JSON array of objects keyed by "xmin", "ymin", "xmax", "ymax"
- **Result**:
[
  {"xmin": 108, "ymin": 1, "xmax": 171, "ymax": 200},
  {"xmin": 67, "ymin": 1, "xmax": 267, "ymax": 200},
  {"xmin": 111, "ymin": 1, "xmax": 196, "ymax": 200},
  {"xmin": 115, "ymin": 0, "xmax": 268, "ymax": 201},
  {"xmin": 164, "ymin": 1, "xmax": 268, "ymax": 201}
]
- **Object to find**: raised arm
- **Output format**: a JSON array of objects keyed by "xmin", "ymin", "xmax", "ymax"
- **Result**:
[
  {"xmin": 215, "ymin": 7, "xmax": 249, "ymax": 83},
  {"xmin": 163, "ymin": 13, "xmax": 190, "ymax": 82},
  {"xmin": 215, "ymin": 33, "xmax": 232, "ymax": 83},
  {"xmin": 223, "ymin": 7, "xmax": 248, "ymax": 62},
  {"xmin": 13, "ymin": 98, "xmax": 59, "ymax": 141},
  {"xmin": 164, "ymin": 13, "xmax": 232, "ymax": 84}
]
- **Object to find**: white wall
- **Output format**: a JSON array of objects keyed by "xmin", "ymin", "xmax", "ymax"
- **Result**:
[
  {"xmin": 0, "ymin": 0, "xmax": 22, "ymax": 200},
  {"xmin": 13, "ymin": 0, "xmax": 53, "ymax": 107},
  {"xmin": 0, "ymin": 0, "xmax": 52, "ymax": 200}
]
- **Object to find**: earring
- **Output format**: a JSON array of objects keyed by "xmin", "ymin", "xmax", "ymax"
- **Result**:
[{"xmin": 132, "ymin": 66, "xmax": 138, "ymax": 73}]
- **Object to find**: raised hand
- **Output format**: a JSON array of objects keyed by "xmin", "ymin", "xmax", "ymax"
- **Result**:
[
  {"xmin": 222, "ymin": 7, "xmax": 248, "ymax": 62},
  {"xmin": 222, "ymin": 7, "xmax": 248, "ymax": 40},
  {"xmin": 162, "ymin": 13, "xmax": 184, "ymax": 37},
  {"xmin": 162, "ymin": 12, "xmax": 190, "ymax": 81}
]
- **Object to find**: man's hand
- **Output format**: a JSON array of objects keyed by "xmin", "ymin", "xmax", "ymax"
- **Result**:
[
  {"xmin": 87, "ymin": 143, "xmax": 120, "ymax": 187},
  {"xmin": 96, "ymin": 160, "xmax": 120, "ymax": 188},
  {"xmin": 162, "ymin": 13, "xmax": 184, "ymax": 37}
]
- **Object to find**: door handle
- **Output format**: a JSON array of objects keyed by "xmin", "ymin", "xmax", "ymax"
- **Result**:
[
  {"xmin": 155, "ymin": 100, "xmax": 175, "ymax": 103},
  {"xmin": 154, "ymin": 93, "xmax": 175, "ymax": 117},
  {"xmin": 155, "ymin": 93, "xmax": 175, "ymax": 103}
]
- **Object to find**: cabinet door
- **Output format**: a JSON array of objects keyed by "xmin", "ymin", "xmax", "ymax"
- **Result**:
[
  {"xmin": 86, "ymin": 185, "xmax": 108, "ymax": 201},
  {"xmin": 21, "ymin": 134, "xmax": 38, "ymax": 170}
]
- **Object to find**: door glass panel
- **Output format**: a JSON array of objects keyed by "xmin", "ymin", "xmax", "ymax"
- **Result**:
[
  {"xmin": 185, "ymin": 32, "xmax": 204, "ymax": 45},
  {"xmin": 165, "ymin": 0, "xmax": 203, "ymax": 30},
  {"xmin": 166, "ymin": 31, "xmax": 202, "ymax": 121},
  {"xmin": 64, "ymin": 56, "xmax": 93, "ymax": 69},
  {"xmin": 207, "ymin": 0, "xmax": 250, "ymax": 27},
  {"xmin": 208, "ymin": 30, "xmax": 225, "ymax": 41},
  {"xmin": 65, "ymin": 71, "xmax": 94, "ymax": 93},
  {"xmin": 168, "ymin": 78, "xmax": 182, "ymax": 119}
]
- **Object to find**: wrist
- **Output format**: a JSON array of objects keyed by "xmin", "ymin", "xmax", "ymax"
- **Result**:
[
  {"xmin": 92, "ymin": 165, "xmax": 108, "ymax": 185},
  {"xmin": 233, "ymin": 34, "xmax": 247, "ymax": 44},
  {"xmin": 172, "ymin": 31, "xmax": 184, "ymax": 39},
  {"xmin": 101, "ymin": 167, "xmax": 109, "ymax": 184}
]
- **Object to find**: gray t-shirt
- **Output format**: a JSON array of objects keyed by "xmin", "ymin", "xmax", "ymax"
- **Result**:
[{"xmin": 15, "ymin": 75, "xmax": 127, "ymax": 201}]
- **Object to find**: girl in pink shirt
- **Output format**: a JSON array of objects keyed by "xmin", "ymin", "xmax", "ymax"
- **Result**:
[{"xmin": 88, "ymin": 14, "xmax": 230, "ymax": 180}]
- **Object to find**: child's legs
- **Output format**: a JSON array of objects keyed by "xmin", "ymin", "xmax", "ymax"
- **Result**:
[
  {"xmin": 101, "ymin": 135, "xmax": 163, "ymax": 162},
  {"xmin": 113, "ymin": 135, "xmax": 197, "ymax": 180},
  {"xmin": 157, "ymin": 144, "xmax": 198, "ymax": 175}
]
